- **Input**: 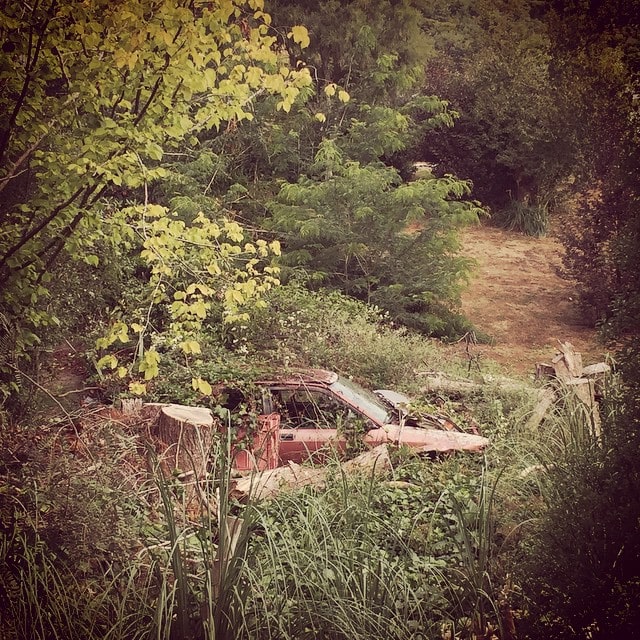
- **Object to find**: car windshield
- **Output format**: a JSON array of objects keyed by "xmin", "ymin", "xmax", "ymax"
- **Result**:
[{"xmin": 330, "ymin": 376, "xmax": 392, "ymax": 426}]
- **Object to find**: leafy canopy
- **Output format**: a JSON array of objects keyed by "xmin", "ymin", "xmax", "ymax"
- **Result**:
[
  {"xmin": 268, "ymin": 140, "xmax": 482, "ymax": 336},
  {"xmin": 0, "ymin": 0, "xmax": 311, "ymax": 396}
]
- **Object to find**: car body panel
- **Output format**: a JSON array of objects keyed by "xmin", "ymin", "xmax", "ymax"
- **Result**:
[{"xmin": 239, "ymin": 368, "xmax": 489, "ymax": 467}]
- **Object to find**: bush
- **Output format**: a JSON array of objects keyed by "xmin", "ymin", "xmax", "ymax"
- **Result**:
[
  {"xmin": 0, "ymin": 419, "xmax": 156, "ymax": 640},
  {"xmin": 517, "ymin": 378, "xmax": 640, "ymax": 639},
  {"xmin": 492, "ymin": 200, "xmax": 549, "ymax": 237},
  {"xmin": 239, "ymin": 281, "xmax": 458, "ymax": 389}
]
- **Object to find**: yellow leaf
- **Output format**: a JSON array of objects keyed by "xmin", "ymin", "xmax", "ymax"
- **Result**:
[
  {"xmin": 129, "ymin": 381, "xmax": 147, "ymax": 395},
  {"xmin": 269, "ymin": 240, "xmax": 281, "ymax": 256},
  {"xmin": 324, "ymin": 83, "xmax": 336, "ymax": 97},
  {"xmin": 192, "ymin": 377, "xmax": 212, "ymax": 396},
  {"xmin": 180, "ymin": 340, "xmax": 202, "ymax": 355},
  {"xmin": 338, "ymin": 90, "xmax": 350, "ymax": 103},
  {"xmin": 314, "ymin": 112, "xmax": 327, "ymax": 123},
  {"xmin": 117, "ymin": 366, "xmax": 128, "ymax": 378},
  {"xmin": 139, "ymin": 349, "xmax": 160, "ymax": 380},
  {"xmin": 289, "ymin": 25, "xmax": 310, "ymax": 48},
  {"xmin": 97, "ymin": 354, "xmax": 118, "ymax": 370}
]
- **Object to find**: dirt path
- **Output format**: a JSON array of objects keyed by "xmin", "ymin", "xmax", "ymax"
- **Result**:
[{"xmin": 449, "ymin": 225, "xmax": 603, "ymax": 376}]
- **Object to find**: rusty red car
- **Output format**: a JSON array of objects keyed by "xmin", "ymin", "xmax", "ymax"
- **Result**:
[{"xmin": 230, "ymin": 369, "xmax": 488, "ymax": 470}]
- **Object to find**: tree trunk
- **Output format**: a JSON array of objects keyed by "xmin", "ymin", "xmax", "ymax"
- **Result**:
[{"xmin": 151, "ymin": 404, "xmax": 217, "ymax": 509}]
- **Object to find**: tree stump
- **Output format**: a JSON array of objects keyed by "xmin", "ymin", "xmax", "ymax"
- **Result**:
[{"xmin": 152, "ymin": 404, "xmax": 217, "ymax": 508}]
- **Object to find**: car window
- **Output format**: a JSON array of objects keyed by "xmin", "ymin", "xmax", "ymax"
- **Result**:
[
  {"xmin": 270, "ymin": 387, "xmax": 350, "ymax": 429},
  {"xmin": 330, "ymin": 377, "xmax": 391, "ymax": 426}
]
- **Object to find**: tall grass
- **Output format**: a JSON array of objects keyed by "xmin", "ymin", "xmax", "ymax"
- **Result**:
[
  {"xmin": 493, "ymin": 200, "xmax": 549, "ymax": 237},
  {"xmin": 445, "ymin": 462, "xmax": 502, "ymax": 639},
  {"xmin": 505, "ymin": 372, "xmax": 640, "ymax": 639},
  {"xmin": 1, "ymin": 516, "xmax": 156, "ymax": 640},
  {"xmin": 9, "ymin": 329, "xmax": 614, "ymax": 639},
  {"xmin": 237, "ymin": 468, "xmax": 445, "ymax": 640}
]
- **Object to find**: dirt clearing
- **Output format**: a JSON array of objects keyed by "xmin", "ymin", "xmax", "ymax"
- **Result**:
[{"xmin": 449, "ymin": 225, "xmax": 603, "ymax": 376}]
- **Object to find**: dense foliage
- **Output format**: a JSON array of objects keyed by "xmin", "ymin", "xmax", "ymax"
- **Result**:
[
  {"xmin": 1, "ymin": 1, "xmax": 639, "ymax": 639},
  {"xmin": 549, "ymin": 0, "xmax": 640, "ymax": 336},
  {"xmin": 0, "ymin": 0, "xmax": 311, "ymax": 399}
]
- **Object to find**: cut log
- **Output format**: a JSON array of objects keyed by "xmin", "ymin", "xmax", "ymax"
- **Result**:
[
  {"xmin": 525, "ymin": 388, "xmax": 557, "ymax": 431},
  {"xmin": 153, "ymin": 404, "xmax": 216, "ymax": 482},
  {"xmin": 420, "ymin": 373, "xmax": 534, "ymax": 397},
  {"xmin": 565, "ymin": 378, "xmax": 601, "ymax": 436},
  {"xmin": 342, "ymin": 444, "xmax": 392, "ymax": 474},
  {"xmin": 419, "ymin": 373, "xmax": 482, "ymax": 395},
  {"xmin": 210, "ymin": 514, "xmax": 245, "ymax": 600},
  {"xmin": 141, "ymin": 402, "xmax": 168, "ymax": 421},
  {"xmin": 555, "ymin": 341, "xmax": 583, "ymax": 378},
  {"xmin": 582, "ymin": 362, "xmax": 611, "ymax": 377},
  {"xmin": 232, "ymin": 444, "xmax": 393, "ymax": 501},
  {"xmin": 232, "ymin": 461, "xmax": 327, "ymax": 501}
]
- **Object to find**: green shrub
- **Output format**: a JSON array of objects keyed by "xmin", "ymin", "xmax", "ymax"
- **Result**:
[
  {"xmin": 492, "ymin": 200, "xmax": 549, "ymax": 237},
  {"xmin": 239, "ymin": 281, "xmax": 460, "ymax": 389},
  {"xmin": 517, "ymin": 378, "xmax": 640, "ymax": 639}
]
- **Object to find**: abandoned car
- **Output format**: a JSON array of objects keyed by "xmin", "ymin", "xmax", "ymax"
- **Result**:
[{"xmin": 226, "ymin": 369, "xmax": 489, "ymax": 469}]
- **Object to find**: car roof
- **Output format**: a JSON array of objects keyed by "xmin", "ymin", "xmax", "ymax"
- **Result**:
[{"xmin": 255, "ymin": 368, "xmax": 339, "ymax": 386}]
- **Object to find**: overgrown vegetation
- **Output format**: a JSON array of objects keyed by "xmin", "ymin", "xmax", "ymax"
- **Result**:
[
  {"xmin": 1, "ymin": 0, "xmax": 639, "ymax": 638},
  {"xmin": 3, "ymin": 287, "xmax": 638, "ymax": 639}
]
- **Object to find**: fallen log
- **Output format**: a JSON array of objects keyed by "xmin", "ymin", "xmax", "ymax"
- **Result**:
[
  {"xmin": 525, "ymin": 387, "xmax": 557, "ymax": 431},
  {"xmin": 342, "ymin": 444, "xmax": 391, "ymax": 475},
  {"xmin": 232, "ymin": 444, "xmax": 392, "ymax": 501},
  {"xmin": 419, "ymin": 372, "xmax": 535, "ymax": 397},
  {"xmin": 232, "ymin": 461, "xmax": 326, "ymax": 501}
]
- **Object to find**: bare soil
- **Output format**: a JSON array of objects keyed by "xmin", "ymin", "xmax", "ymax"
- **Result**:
[{"xmin": 447, "ymin": 225, "xmax": 603, "ymax": 376}]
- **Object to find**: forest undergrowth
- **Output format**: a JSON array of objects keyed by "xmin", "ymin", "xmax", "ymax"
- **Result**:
[{"xmin": 2, "ymin": 286, "xmax": 637, "ymax": 640}]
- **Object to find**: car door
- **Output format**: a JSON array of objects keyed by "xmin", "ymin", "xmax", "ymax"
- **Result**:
[{"xmin": 267, "ymin": 386, "xmax": 347, "ymax": 463}]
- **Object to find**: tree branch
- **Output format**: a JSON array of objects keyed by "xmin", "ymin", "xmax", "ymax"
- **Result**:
[
  {"xmin": 0, "ymin": 184, "xmax": 86, "ymax": 272},
  {"xmin": 0, "ymin": 0, "xmax": 56, "ymax": 163}
]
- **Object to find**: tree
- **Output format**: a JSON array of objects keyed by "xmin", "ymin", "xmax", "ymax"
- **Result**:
[
  {"xmin": 0, "ymin": 0, "xmax": 311, "ymax": 400},
  {"xmin": 415, "ymin": 0, "xmax": 569, "ymax": 233},
  {"xmin": 268, "ymin": 0, "xmax": 433, "ymax": 104},
  {"xmin": 546, "ymin": 0, "xmax": 640, "ymax": 334},
  {"xmin": 139, "ymin": 1, "xmax": 473, "ymax": 338},
  {"xmin": 267, "ymin": 140, "xmax": 482, "ymax": 336}
]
